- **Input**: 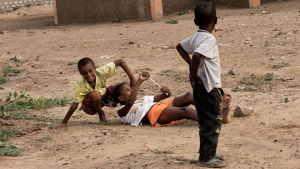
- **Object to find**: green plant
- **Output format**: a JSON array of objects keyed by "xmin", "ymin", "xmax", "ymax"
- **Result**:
[
  {"xmin": 27, "ymin": 34, "xmax": 34, "ymax": 36},
  {"xmin": 37, "ymin": 3, "xmax": 42, "ymax": 6},
  {"xmin": 270, "ymin": 62, "xmax": 289, "ymax": 69},
  {"xmin": 13, "ymin": 6, "xmax": 20, "ymax": 11},
  {"xmin": 154, "ymin": 148, "xmax": 172, "ymax": 154},
  {"xmin": 284, "ymin": 97, "xmax": 289, "ymax": 102},
  {"xmin": 17, "ymin": 13, "xmax": 20, "ymax": 15},
  {"xmin": 231, "ymin": 86, "xmax": 260, "ymax": 92},
  {"xmin": 67, "ymin": 62, "xmax": 77, "ymax": 66},
  {"xmin": 25, "ymin": 4, "xmax": 31, "ymax": 7},
  {"xmin": 151, "ymin": 20, "xmax": 156, "ymax": 23},
  {"xmin": 0, "ymin": 89, "xmax": 70, "ymax": 123},
  {"xmin": 0, "ymin": 127, "xmax": 24, "ymax": 142},
  {"xmin": 265, "ymin": 40, "xmax": 269, "ymax": 47},
  {"xmin": 0, "ymin": 142, "xmax": 23, "ymax": 156},
  {"xmin": 165, "ymin": 20, "xmax": 178, "ymax": 24},
  {"xmin": 264, "ymin": 76, "xmax": 273, "ymax": 81},
  {"xmin": 38, "ymin": 135, "xmax": 52, "ymax": 141},
  {"xmin": 27, "ymin": 31, "xmax": 35, "ymax": 33},
  {"xmin": 20, "ymin": 59, "xmax": 29, "ymax": 64},
  {"xmin": 0, "ymin": 78, "xmax": 7, "ymax": 84},
  {"xmin": 2, "ymin": 67, "xmax": 23, "ymax": 76},
  {"xmin": 23, "ymin": 14, "xmax": 27, "ymax": 16},
  {"xmin": 162, "ymin": 70, "xmax": 177, "ymax": 73},
  {"xmin": 0, "ymin": 86, "xmax": 4, "ymax": 90},
  {"xmin": 31, "ymin": 65, "xmax": 35, "ymax": 68}
]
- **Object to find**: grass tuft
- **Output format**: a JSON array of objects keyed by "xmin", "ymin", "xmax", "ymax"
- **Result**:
[{"xmin": 165, "ymin": 20, "xmax": 178, "ymax": 24}]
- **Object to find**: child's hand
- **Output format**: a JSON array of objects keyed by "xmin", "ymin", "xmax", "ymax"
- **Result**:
[
  {"xmin": 139, "ymin": 71, "xmax": 150, "ymax": 81},
  {"xmin": 53, "ymin": 123, "xmax": 67, "ymax": 129},
  {"xmin": 160, "ymin": 86, "xmax": 171, "ymax": 96}
]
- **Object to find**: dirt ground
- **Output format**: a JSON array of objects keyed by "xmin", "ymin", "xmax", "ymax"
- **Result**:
[{"xmin": 0, "ymin": 0, "xmax": 300, "ymax": 168}]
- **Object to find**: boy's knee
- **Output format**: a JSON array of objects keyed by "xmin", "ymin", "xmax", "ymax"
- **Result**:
[{"xmin": 89, "ymin": 91, "xmax": 101, "ymax": 102}]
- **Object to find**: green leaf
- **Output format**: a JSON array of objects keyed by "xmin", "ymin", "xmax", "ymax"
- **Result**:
[
  {"xmin": 0, "ymin": 86, "xmax": 4, "ymax": 90},
  {"xmin": 13, "ymin": 91, "xmax": 17, "ymax": 99},
  {"xmin": 5, "ymin": 96, "xmax": 10, "ymax": 103},
  {"xmin": 9, "ymin": 92, "xmax": 12, "ymax": 98},
  {"xmin": 20, "ymin": 90, "xmax": 23, "ymax": 94}
]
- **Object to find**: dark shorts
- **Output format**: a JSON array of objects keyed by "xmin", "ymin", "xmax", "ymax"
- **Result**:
[{"xmin": 81, "ymin": 85, "xmax": 117, "ymax": 115}]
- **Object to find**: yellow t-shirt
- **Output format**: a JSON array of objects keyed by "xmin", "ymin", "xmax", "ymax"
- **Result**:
[{"xmin": 73, "ymin": 62, "xmax": 116, "ymax": 103}]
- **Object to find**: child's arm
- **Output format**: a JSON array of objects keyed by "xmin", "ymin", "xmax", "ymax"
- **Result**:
[
  {"xmin": 176, "ymin": 43, "xmax": 191, "ymax": 65},
  {"xmin": 113, "ymin": 59, "xmax": 136, "ymax": 88},
  {"xmin": 191, "ymin": 53, "xmax": 202, "ymax": 82},
  {"xmin": 153, "ymin": 86, "xmax": 171, "ymax": 102},
  {"xmin": 53, "ymin": 102, "xmax": 78, "ymax": 129},
  {"xmin": 118, "ymin": 72, "xmax": 149, "ymax": 117}
]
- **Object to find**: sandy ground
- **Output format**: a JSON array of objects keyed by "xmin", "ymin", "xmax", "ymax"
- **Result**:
[{"xmin": 0, "ymin": 1, "xmax": 300, "ymax": 168}]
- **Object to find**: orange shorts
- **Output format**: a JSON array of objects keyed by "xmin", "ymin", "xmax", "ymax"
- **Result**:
[{"xmin": 148, "ymin": 98, "xmax": 180, "ymax": 127}]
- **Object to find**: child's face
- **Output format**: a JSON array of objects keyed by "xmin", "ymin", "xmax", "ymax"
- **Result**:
[
  {"xmin": 119, "ymin": 83, "xmax": 131, "ymax": 102},
  {"xmin": 79, "ymin": 62, "xmax": 96, "ymax": 83}
]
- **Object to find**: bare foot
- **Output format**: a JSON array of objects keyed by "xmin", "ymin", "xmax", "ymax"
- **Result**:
[
  {"xmin": 98, "ymin": 115, "xmax": 108, "ymax": 125},
  {"xmin": 222, "ymin": 101, "xmax": 233, "ymax": 124}
]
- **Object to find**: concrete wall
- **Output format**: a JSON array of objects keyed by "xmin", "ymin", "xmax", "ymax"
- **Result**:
[
  {"xmin": 162, "ymin": 0, "xmax": 275, "ymax": 15},
  {"xmin": 55, "ymin": 0, "xmax": 151, "ymax": 24}
]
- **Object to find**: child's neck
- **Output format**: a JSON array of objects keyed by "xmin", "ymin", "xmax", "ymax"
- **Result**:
[{"xmin": 198, "ymin": 24, "xmax": 215, "ymax": 33}]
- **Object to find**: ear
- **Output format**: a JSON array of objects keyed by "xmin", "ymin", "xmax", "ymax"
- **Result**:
[
  {"xmin": 118, "ymin": 95, "xmax": 124, "ymax": 102},
  {"xmin": 194, "ymin": 19, "xmax": 199, "ymax": 26},
  {"xmin": 214, "ymin": 17, "xmax": 218, "ymax": 24}
]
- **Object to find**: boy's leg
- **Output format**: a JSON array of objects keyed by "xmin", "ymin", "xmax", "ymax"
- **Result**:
[
  {"xmin": 172, "ymin": 92, "xmax": 194, "ymax": 107},
  {"xmin": 157, "ymin": 106, "xmax": 198, "ymax": 124},
  {"xmin": 89, "ymin": 90, "xmax": 107, "ymax": 125},
  {"xmin": 193, "ymin": 83, "xmax": 225, "ymax": 166}
]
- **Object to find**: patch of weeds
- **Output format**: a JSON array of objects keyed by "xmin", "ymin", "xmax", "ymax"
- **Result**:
[
  {"xmin": 13, "ymin": 6, "xmax": 20, "ymax": 11},
  {"xmin": 35, "ymin": 55, "xmax": 41, "ymax": 61},
  {"xmin": 27, "ymin": 34, "xmax": 34, "ymax": 36},
  {"xmin": 154, "ymin": 148, "xmax": 172, "ymax": 154},
  {"xmin": 175, "ymin": 77, "xmax": 189, "ymax": 83},
  {"xmin": 0, "ymin": 86, "xmax": 4, "ymax": 90},
  {"xmin": 151, "ymin": 20, "xmax": 156, "ymax": 23},
  {"xmin": 145, "ymin": 67, "xmax": 151, "ymax": 71},
  {"xmin": 27, "ymin": 31, "xmax": 35, "ymax": 33},
  {"xmin": 288, "ymin": 84, "xmax": 300, "ymax": 88},
  {"xmin": 231, "ymin": 86, "xmax": 259, "ymax": 92},
  {"xmin": 265, "ymin": 40, "xmax": 269, "ymax": 47},
  {"xmin": 37, "ymin": 3, "xmax": 42, "ymax": 6},
  {"xmin": 162, "ymin": 70, "xmax": 177, "ymax": 73},
  {"xmin": 240, "ymin": 76, "xmax": 267, "ymax": 86},
  {"xmin": 0, "ymin": 127, "xmax": 24, "ymax": 142},
  {"xmin": 165, "ymin": 20, "xmax": 178, "ymax": 24},
  {"xmin": 67, "ymin": 62, "xmax": 77, "ymax": 66},
  {"xmin": 260, "ymin": 122, "xmax": 265, "ymax": 125},
  {"xmin": 264, "ymin": 76, "xmax": 273, "ymax": 81},
  {"xmin": 284, "ymin": 97, "xmax": 289, "ymax": 103},
  {"xmin": 2, "ymin": 67, "xmax": 23, "ymax": 76},
  {"xmin": 0, "ymin": 142, "xmax": 23, "ymax": 156},
  {"xmin": 25, "ymin": 4, "xmax": 31, "ymax": 7},
  {"xmin": 0, "ymin": 89, "xmax": 70, "ymax": 123},
  {"xmin": 269, "ymin": 62, "xmax": 289, "ymax": 69},
  {"xmin": 20, "ymin": 59, "xmax": 29, "ymax": 64},
  {"xmin": 0, "ymin": 78, "xmax": 7, "ymax": 84},
  {"xmin": 23, "ymin": 14, "xmax": 26, "ymax": 16},
  {"xmin": 293, "ymin": 30, "xmax": 298, "ymax": 34},
  {"xmin": 17, "ymin": 13, "xmax": 20, "ymax": 15},
  {"xmin": 38, "ymin": 135, "xmax": 51, "ymax": 141}
]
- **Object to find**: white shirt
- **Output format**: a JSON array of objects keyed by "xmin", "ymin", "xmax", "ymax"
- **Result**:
[
  {"xmin": 180, "ymin": 29, "xmax": 221, "ymax": 92},
  {"xmin": 116, "ymin": 96, "xmax": 156, "ymax": 127}
]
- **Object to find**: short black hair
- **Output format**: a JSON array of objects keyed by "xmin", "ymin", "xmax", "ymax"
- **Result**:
[
  {"xmin": 194, "ymin": 2, "xmax": 216, "ymax": 24},
  {"xmin": 77, "ymin": 57, "xmax": 95, "ymax": 71},
  {"xmin": 113, "ymin": 82, "xmax": 127, "ymax": 104}
]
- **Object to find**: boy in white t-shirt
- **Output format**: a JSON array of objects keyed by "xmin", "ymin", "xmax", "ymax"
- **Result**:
[{"xmin": 176, "ymin": 2, "xmax": 229, "ymax": 168}]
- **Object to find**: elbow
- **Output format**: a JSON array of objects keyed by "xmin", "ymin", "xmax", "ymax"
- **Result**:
[
  {"xmin": 176, "ymin": 43, "xmax": 181, "ymax": 51},
  {"xmin": 113, "ymin": 59, "xmax": 124, "ymax": 67}
]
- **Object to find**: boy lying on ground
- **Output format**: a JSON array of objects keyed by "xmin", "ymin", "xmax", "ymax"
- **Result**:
[{"xmin": 113, "ymin": 71, "xmax": 232, "ymax": 127}]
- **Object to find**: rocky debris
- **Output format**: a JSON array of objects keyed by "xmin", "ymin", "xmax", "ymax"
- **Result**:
[
  {"xmin": 228, "ymin": 69, "xmax": 235, "ymax": 75},
  {"xmin": 270, "ymin": 55, "xmax": 275, "ymax": 60},
  {"xmin": 265, "ymin": 72, "xmax": 278, "ymax": 77},
  {"xmin": 8, "ymin": 76, "xmax": 21, "ymax": 81},
  {"xmin": 233, "ymin": 105, "xmax": 253, "ymax": 117},
  {"xmin": 245, "ymin": 37, "xmax": 251, "ymax": 41},
  {"xmin": 129, "ymin": 41, "xmax": 134, "ymax": 45}
]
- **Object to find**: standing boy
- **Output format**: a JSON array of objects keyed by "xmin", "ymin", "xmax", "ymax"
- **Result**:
[
  {"xmin": 54, "ymin": 58, "xmax": 136, "ymax": 129},
  {"xmin": 176, "ymin": 2, "xmax": 227, "ymax": 168}
]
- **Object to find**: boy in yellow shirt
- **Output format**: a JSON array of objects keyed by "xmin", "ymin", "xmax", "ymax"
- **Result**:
[{"xmin": 54, "ymin": 57, "xmax": 136, "ymax": 129}]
